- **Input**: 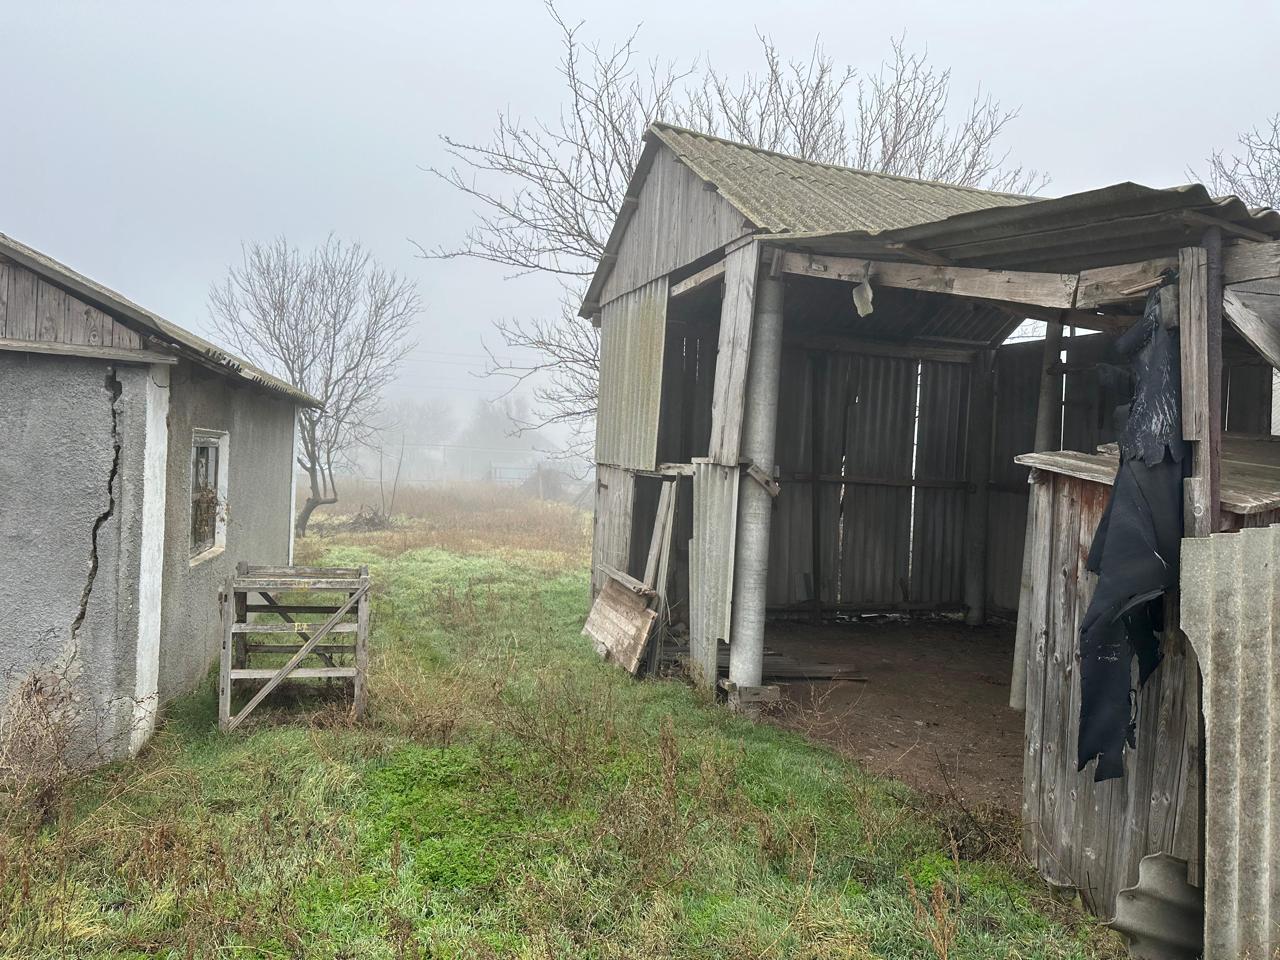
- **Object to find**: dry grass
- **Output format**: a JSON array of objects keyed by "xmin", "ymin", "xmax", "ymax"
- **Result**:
[{"xmin": 302, "ymin": 480, "xmax": 590, "ymax": 573}]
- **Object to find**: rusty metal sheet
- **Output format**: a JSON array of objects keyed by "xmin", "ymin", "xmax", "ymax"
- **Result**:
[
  {"xmin": 688, "ymin": 460, "xmax": 738, "ymax": 688},
  {"xmin": 582, "ymin": 575, "xmax": 657, "ymax": 675},
  {"xmin": 1181, "ymin": 524, "xmax": 1280, "ymax": 960}
]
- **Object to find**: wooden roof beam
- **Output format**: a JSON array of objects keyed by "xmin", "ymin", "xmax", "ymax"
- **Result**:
[{"xmin": 778, "ymin": 251, "xmax": 1078, "ymax": 309}]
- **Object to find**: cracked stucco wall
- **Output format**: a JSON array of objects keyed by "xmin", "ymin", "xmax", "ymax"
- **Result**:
[
  {"xmin": 157, "ymin": 359, "xmax": 295, "ymax": 701},
  {"xmin": 0, "ymin": 353, "xmax": 149, "ymax": 763}
]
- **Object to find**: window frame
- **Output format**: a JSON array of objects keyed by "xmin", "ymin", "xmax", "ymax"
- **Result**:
[{"xmin": 189, "ymin": 428, "xmax": 230, "ymax": 564}]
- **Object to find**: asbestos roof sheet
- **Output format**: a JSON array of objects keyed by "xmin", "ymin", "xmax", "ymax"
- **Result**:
[
  {"xmin": 0, "ymin": 232, "xmax": 320, "ymax": 407},
  {"xmin": 648, "ymin": 122, "xmax": 1034, "ymax": 235}
]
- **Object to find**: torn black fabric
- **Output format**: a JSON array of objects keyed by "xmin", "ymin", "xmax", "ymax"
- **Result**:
[{"xmin": 1077, "ymin": 287, "xmax": 1187, "ymax": 781}]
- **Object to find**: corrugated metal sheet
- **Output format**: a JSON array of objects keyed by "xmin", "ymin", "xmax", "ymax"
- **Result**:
[
  {"xmin": 596, "ymin": 277, "xmax": 669, "ymax": 470},
  {"xmin": 911, "ymin": 361, "xmax": 971, "ymax": 603},
  {"xmin": 1181, "ymin": 524, "xmax": 1280, "ymax": 960},
  {"xmin": 769, "ymin": 181, "xmax": 1280, "ymax": 275},
  {"xmin": 650, "ymin": 122, "xmax": 1032, "ymax": 235},
  {"xmin": 689, "ymin": 460, "xmax": 738, "ymax": 688},
  {"xmin": 839, "ymin": 354, "xmax": 916, "ymax": 604}
]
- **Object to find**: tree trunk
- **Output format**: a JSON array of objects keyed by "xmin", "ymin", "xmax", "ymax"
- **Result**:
[{"xmin": 294, "ymin": 468, "xmax": 336, "ymax": 538}]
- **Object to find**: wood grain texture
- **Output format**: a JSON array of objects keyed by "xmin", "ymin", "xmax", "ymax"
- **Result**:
[
  {"xmin": 1223, "ymin": 288, "xmax": 1280, "ymax": 369},
  {"xmin": 780, "ymin": 251, "xmax": 1078, "ymax": 308},
  {"xmin": 707, "ymin": 242, "xmax": 759, "ymax": 465},
  {"xmin": 1076, "ymin": 257, "xmax": 1178, "ymax": 309},
  {"xmin": 1179, "ymin": 247, "xmax": 1210, "ymax": 444},
  {"xmin": 582, "ymin": 575, "xmax": 658, "ymax": 675},
  {"xmin": 1224, "ymin": 238, "xmax": 1280, "ymax": 286}
]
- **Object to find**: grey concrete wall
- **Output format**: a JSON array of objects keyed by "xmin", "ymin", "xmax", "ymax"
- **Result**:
[
  {"xmin": 158, "ymin": 359, "xmax": 295, "ymax": 701},
  {"xmin": 0, "ymin": 353, "xmax": 149, "ymax": 763}
]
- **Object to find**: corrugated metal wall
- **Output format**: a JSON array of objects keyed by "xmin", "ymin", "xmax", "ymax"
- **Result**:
[
  {"xmin": 1182, "ymin": 524, "xmax": 1280, "ymax": 960},
  {"xmin": 596, "ymin": 277, "xmax": 669, "ymax": 470},
  {"xmin": 688, "ymin": 461, "xmax": 739, "ymax": 688},
  {"xmin": 912, "ymin": 360, "xmax": 972, "ymax": 604}
]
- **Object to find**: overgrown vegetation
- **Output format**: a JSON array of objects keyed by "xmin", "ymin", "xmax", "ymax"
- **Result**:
[{"xmin": 1, "ymin": 489, "xmax": 1121, "ymax": 958}]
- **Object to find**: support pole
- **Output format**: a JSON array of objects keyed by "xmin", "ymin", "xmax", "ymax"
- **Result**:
[
  {"xmin": 1033, "ymin": 318, "xmax": 1064, "ymax": 453},
  {"xmin": 964, "ymin": 349, "xmax": 995, "ymax": 626},
  {"xmin": 729, "ymin": 259, "xmax": 785, "ymax": 694},
  {"xmin": 809, "ymin": 352, "xmax": 825, "ymax": 623}
]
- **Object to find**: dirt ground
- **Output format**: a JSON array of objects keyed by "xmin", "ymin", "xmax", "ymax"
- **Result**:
[{"xmin": 765, "ymin": 618, "xmax": 1024, "ymax": 811}]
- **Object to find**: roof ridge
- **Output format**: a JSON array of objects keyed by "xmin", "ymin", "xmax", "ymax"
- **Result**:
[{"xmin": 647, "ymin": 121, "xmax": 1036, "ymax": 201}]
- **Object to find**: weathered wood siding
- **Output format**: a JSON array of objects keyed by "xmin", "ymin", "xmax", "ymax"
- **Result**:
[
  {"xmin": 0, "ymin": 261, "xmax": 141, "ymax": 349},
  {"xmin": 596, "ymin": 277, "xmax": 668, "ymax": 470},
  {"xmin": 599, "ymin": 147, "xmax": 749, "ymax": 307},
  {"xmin": 1020, "ymin": 471, "xmax": 1200, "ymax": 918},
  {"xmin": 592, "ymin": 465, "xmax": 634, "ymax": 597}
]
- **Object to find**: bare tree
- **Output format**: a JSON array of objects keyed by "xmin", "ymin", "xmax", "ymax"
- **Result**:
[
  {"xmin": 209, "ymin": 237, "xmax": 419, "ymax": 537},
  {"xmin": 1200, "ymin": 113, "xmax": 1280, "ymax": 209},
  {"xmin": 425, "ymin": 3, "xmax": 1045, "ymax": 450}
]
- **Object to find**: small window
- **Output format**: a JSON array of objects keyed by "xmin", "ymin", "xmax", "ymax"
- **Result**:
[{"xmin": 191, "ymin": 430, "xmax": 229, "ymax": 561}]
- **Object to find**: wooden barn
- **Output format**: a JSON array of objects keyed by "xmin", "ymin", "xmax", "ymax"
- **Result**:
[{"xmin": 583, "ymin": 122, "xmax": 1280, "ymax": 951}]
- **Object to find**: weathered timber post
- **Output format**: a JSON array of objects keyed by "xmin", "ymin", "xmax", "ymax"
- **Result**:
[
  {"xmin": 964, "ymin": 349, "xmax": 995, "ymax": 626},
  {"xmin": 728, "ymin": 255, "xmax": 785, "ymax": 696},
  {"xmin": 1033, "ymin": 318, "xmax": 1064, "ymax": 453}
]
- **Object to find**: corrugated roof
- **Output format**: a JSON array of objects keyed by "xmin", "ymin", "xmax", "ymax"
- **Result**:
[
  {"xmin": 583, "ymin": 124, "xmax": 1280, "ymax": 317},
  {"xmin": 0, "ymin": 232, "xmax": 320, "ymax": 407},
  {"xmin": 649, "ymin": 122, "xmax": 1034, "ymax": 235},
  {"xmin": 769, "ymin": 182, "xmax": 1280, "ymax": 273}
]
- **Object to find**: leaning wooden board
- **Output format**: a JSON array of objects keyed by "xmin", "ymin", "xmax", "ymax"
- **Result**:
[{"xmin": 582, "ymin": 574, "xmax": 658, "ymax": 675}]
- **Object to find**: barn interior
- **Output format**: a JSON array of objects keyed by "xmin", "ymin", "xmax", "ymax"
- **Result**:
[{"xmin": 624, "ymin": 232, "xmax": 1275, "ymax": 803}]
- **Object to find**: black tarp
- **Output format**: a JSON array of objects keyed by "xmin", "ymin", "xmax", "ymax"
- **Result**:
[{"xmin": 1077, "ymin": 283, "xmax": 1188, "ymax": 781}]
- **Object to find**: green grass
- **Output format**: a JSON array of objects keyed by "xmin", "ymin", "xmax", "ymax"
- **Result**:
[{"xmin": 1, "ymin": 542, "xmax": 1123, "ymax": 959}]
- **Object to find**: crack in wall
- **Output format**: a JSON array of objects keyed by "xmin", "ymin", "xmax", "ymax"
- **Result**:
[{"xmin": 70, "ymin": 371, "xmax": 123, "ymax": 643}]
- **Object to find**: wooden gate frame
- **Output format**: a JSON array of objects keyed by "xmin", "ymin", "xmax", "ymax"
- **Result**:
[{"xmin": 219, "ymin": 562, "xmax": 370, "ymax": 731}]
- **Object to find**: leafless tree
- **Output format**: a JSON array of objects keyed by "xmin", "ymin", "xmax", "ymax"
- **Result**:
[
  {"xmin": 1200, "ymin": 114, "xmax": 1280, "ymax": 209},
  {"xmin": 209, "ymin": 237, "xmax": 419, "ymax": 537},
  {"xmin": 425, "ymin": 3, "xmax": 1045, "ymax": 451}
]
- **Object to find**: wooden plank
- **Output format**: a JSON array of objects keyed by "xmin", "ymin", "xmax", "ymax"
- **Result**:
[
  {"xmin": 0, "ymin": 262, "xmax": 9, "ymax": 337},
  {"xmin": 232, "ymin": 577, "xmax": 364, "ymax": 591},
  {"xmin": 784, "ymin": 334, "xmax": 974, "ymax": 364},
  {"xmin": 34, "ymin": 280, "xmax": 66, "ymax": 342},
  {"xmin": 230, "ymin": 667, "xmax": 358, "ymax": 680},
  {"xmin": 243, "ymin": 643, "xmax": 354, "ymax": 655},
  {"xmin": 64, "ymin": 295, "xmax": 93, "ymax": 345},
  {"xmin": 642, "ymin": 480, "xmax": 676, "ymax": 588},
  {"xmin": 218, "ymin": 577, "xmax": 235, "ymax": 730},
  {"xmin": 599, "ymin": 563, "xmax": 655, "ymax": 598},
  {"xmin": 225, "ymin": 581, "xmax": 369, "ymax": 732},
  {"xmin": 582, "ymin": 577, "xmax": 658, "ymax": 675},
  {"xmin": 779, "ymin": 250, "xmax": 1079, "ymax": 309},
  {"xmin": 1223, "ymin": 288, "xmax": 1280, "ymax": 369},
  {"xmin": 670, "ymin": 259, "xmax": 726, "ymax": 298},
  {"xmin": 1021, "ymin": 473, "xmax": 1056, "ymax": 866},
  {"xmin": 0, "ymin": 339, "xmax": 177, "ymax": 364},
  {"xmin": 232, "ymin": 622, "xmax": 359, "ymax": 634},
  {"xmin": 1180, "ymin": 247, "xmax": 1210, "ymax": 445},
  {"xmin": 707, "ymin": 241, "xmax": 759, "ymax": 464},
  {"xmin": 1076, "ymin": 257, "xmax": 1178, "ymax": 309},
  {"xmin": 354, "ymin": 572, "xmax": 370, "ymax": 719},
  {"xmin": 244, "ymin": 603, "xmax": 351, "ymax": 614},
  {"xmin": 1223, "ymin": 238, "xmax": 1280, "ymax": 286},
  {"xmin": 4, "ymin": 266, "xmax": 37, "ymax": 340}
]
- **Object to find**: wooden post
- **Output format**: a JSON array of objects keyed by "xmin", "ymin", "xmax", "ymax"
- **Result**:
[
  {"xmin": 964, "ymin": 349, "xmax": 995, "ymax": 626},
  {"xmin": 218, "ymin": 574, "xmax": 235, "ymax": 730},
  {"xmin": 353, "ymin": 565, "xmax": 370, "ymax": 720},
  {"xmin": 1033, "ymin": 319, "xmax": 1064, "ymax": 453},
  {"xmin": 809, "ymin": 351, "xmax": 825, "ymax": 623},
  {"xmin": 1180, "ymin": 243, "xmax": 1219, "ymax": 536}
]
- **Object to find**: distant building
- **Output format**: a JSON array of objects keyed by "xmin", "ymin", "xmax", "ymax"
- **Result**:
[{"xmin": 0, "ymin": 233, "xmax": 319, "ymax": 762}]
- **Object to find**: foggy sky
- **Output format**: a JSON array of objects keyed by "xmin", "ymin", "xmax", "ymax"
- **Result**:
[{"xmin": 2, "ymin": 0, "xmax": 1277, "ymax": 443}]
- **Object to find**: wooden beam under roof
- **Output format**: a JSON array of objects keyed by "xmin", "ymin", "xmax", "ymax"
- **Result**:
[
  {"xmin": 1223, "ymin": 287, "xmax": 1280, "ymax": 369},
  {"xmin": 779, "ymin": 251, "xmax": 1079, "ymax": 308}
]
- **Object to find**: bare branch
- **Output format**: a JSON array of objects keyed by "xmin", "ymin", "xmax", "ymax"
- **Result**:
[
  {"xmin": 208, "ymin": 236, "xmax": 419, "ymax": 536},
  {"xmin": 1197, "ymin": 113, "xmax": 1280, "ymax": 209}
]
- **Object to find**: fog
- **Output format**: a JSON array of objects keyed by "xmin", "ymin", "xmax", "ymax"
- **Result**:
[{"xmin": 2, "ymin": 0, "xmax": 1277, "ymax": 474}]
